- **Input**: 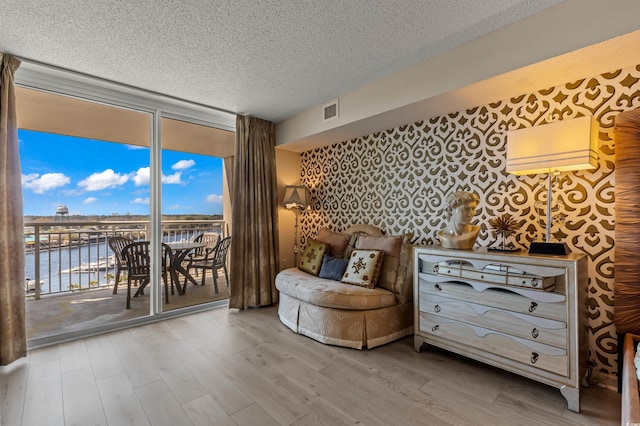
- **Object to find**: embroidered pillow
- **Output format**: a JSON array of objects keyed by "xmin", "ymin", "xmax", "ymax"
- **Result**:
[
  {"xmin": 298, "ymin": 239, "xmax": 329, "ymax": 276},
  {"xmin": 341, "ymin": 249, "xmax": 385, "ymax": 288},
  {"xmin": 318, "ymin": 254, "xmax": 349, "ymax": 281},
  {"xmin": 356, "ymin": 235, "xmax": 403, "ymax": 293},
  {"xmin": 316, "ymin": 229, "xmax": 352, "ymax": 258}
]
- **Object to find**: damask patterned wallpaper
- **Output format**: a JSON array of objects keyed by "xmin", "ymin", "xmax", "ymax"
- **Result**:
[{"xmin": 299, "ymin": 64, "xmax": 640, "ymax": 378}]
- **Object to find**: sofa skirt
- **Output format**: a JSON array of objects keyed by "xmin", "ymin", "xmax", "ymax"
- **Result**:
[{"xmin": 278, "ymin": 293, "xmax": 413, "ymax": 349}]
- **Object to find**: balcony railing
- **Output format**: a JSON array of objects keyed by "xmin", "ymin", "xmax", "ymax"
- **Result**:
[{"xmin": 24, "ymin": 219, "xmax": 226, "ymax": 299}]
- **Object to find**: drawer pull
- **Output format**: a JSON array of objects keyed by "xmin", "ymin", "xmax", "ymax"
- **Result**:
[
  {"xmin": 434, "ymin": 304, "xmax": 441, "ymax": 313},
  {"xmin": 433, "ymin": 265, "xmax": 439, "ymax": 273},
  {"xmin": 531, "ymin": 328, "xmax": 539, "ymax": 339},
  {"xmin": 432, "ymin": 325, "xmax": 439, "ymax": 332},
  {"xmin": 528, "ymin": 302, "xmax": 538, "ymax": 312},
  {"xmin": 531, "ymin": 278, "xmax": 539, "ymax": 287},
  {"xmin": 435, "ymin": 283, "xmax": 442, "ymax": 291},
  {"xmin": 531, "ymin": 352, "xmax": 539, "ymax": 364}
]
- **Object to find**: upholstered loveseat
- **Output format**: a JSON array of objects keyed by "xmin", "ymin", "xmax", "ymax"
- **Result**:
[{"xmin": 275, "ymin": 225, "xmax": 413, "ymax": 349}]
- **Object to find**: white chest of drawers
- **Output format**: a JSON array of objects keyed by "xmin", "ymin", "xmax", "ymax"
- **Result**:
[{"xmin": 413, "ymin": 246, "xmax": 588, "ymax": 412}]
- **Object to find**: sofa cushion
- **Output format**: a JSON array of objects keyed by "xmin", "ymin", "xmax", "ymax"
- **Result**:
[
  {"xmin": 276, "ymin": 268, "xmax": 396, "ymax": 310},
  {"xmin": 298, "ymin": 239, "xmax": 329, "ymax": 276},
  {"xmin": 318, "ymin": 255, "xmax": 349, "ymax": 281},
  {"xmin": 341, "ymin": 249, "xmax": 385, "ymax": 288},
  {"xmin": 356, "ymin": 235, "xmax": 403, "ymax": 293},
  {"xmin": 316, "ymin": 229, "xmax": 352, "ymax": 258}
]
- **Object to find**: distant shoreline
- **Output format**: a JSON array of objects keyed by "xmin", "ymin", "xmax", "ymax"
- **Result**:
[{"xmin": 24, "ymin": 214, "xmax": 223, "ymax": 221}]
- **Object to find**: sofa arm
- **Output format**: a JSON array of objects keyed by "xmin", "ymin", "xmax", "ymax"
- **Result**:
[{"xmin": 623, "ymin": 333, "xmax": 640, "ymax": 426}]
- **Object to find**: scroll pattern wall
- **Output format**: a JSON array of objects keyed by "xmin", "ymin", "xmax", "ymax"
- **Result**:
[{"xmin": 300, "ymin": 64, "xmax": 640, "ymax": 378}]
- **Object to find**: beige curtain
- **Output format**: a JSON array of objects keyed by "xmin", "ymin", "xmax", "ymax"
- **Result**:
[
  {"xmin": 229, "ymin": 115, "xmax": 279, "ymax": 309},
  {"xmin": 0, "ymin": 53, "xmax": 26, "ymax": 365}
]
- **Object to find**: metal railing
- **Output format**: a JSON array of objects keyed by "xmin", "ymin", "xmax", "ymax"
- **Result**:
[{"xmin": 24, "ymin": 219, "xmax": 226, "ymax": 299}]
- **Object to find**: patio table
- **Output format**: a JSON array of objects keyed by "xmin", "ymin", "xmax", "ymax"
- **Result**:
[{"xmin": 166, "ymin": 241, "xmax": 206, "ymax": 295}]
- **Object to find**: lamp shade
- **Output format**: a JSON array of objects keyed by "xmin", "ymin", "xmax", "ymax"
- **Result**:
[
  {"xmin": 283, "ymin": 185, "xmax": 310, "ymax": 209},
  {"xmin": 506, "ymin": 116, "xmax": 598, "ymax": 175}
]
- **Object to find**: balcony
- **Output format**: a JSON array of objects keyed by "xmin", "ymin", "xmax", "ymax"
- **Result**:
[{"xmin": 24, "ymin": 219, "xmax": 229, "ymax": 342}]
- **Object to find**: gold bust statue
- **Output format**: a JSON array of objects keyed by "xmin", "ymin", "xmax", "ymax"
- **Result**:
[{"xmin": 437, "ymin": 191, "xmax": 481, "ymax": 250}]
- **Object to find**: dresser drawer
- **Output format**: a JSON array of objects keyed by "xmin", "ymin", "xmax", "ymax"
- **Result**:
[
  {"xmin": 419, "ymin": 313, "xmax": 568, "ymax": 376},
  {"xmin": 432, "ymin": 261, "xmax": 556, "ymax": 290},
  {"xmin": 419, "ymin": 293, "xmax": 567, "ymax": 348},
  {"xmin": 419, "ymin": 279, "xmax": 566, "ymax": 322}
]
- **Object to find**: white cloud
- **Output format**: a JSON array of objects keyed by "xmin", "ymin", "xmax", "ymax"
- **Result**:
[
  {"xmin": 172, "ymin": 159, "xmax": 195, "ymax": 170},
  {"xmin": 162, "ymin": 172, "xmax": 182, "ymax": 184},
  {"xmin": 132, "ymin": 197, "xmax": 149, "ymax": 205},
  {"xmin": 78, "ymin": 169, "xmax": 128, "ymax": 191},
  {"xmin": 169, "ymin": 204, "xmax": 181, "ymax": 210},
  {"xmin": 83, "ymin": 197, "xmax": 98, "ymax": 205},
  {"xmin": 22, "ymin": 173, "xmax": 70, "ymax": 194},
  {"xmin": 132, "ymin": 167, "xmax": 150, "ymax": 186},
  {"xmin": 127, "ymin": 145, "xmax": 147, "ymax": 150},
  {"xmin": 206, "ymin": 194, "xmax": 223, "ymax": 203},
  {"xmin": 132, "ymin": 167, "xmax": 182, "ymax": 185}
]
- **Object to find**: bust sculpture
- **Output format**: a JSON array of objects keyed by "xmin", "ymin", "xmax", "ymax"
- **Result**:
[{"xmin": 437, "ymin": 191, "xmax": 481, "ymax": 250}]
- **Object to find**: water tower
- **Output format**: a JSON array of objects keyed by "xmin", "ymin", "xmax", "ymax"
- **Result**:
[{"xmin": 55, "ymin": 205, "xmax": 69, "ymax": 221}]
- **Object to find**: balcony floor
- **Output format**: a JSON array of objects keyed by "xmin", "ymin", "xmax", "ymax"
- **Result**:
[{"xmin": 26, "ymin": 270, "xmax": 229, "ymax": 341}]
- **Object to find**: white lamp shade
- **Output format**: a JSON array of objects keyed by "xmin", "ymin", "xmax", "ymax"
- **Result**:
[
  {"xmin": 283, "ymin": 185, "xmax": 310, "ymax": 209},
  {"xmin": 506, "ymin": 116, "xmax": 598, "ymax": 175}
]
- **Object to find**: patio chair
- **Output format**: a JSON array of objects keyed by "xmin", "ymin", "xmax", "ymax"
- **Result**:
[
  {"xmin": 185, "ymin": 236, "xmax": 231, "ymax": 294},
  {"xmin": 121, "ymin": 241, "xmax": 173, "ymax": 309},
  {"xmin": 185, "ymin": 232, "xmax": 220, "ymax": 276},
  {"xmin": 108, "ymin": 236, "xmax": 133, "ymax": 294}
]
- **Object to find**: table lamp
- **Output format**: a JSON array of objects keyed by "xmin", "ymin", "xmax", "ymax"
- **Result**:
[
  {"xmin": 506, "ymin": 115, "xmax": 598, "ymax": 255},
  {"xmin": 282, "ymin": 185, "xmax": 310, "ymax": 265}
]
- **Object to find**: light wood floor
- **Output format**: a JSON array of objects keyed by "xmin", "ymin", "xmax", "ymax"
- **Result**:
[{"xmin": 1, "ymin": 305, "xmax": 620, "ymax": 425}]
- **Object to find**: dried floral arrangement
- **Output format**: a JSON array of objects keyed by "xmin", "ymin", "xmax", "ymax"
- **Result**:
[{"xmin": 488, "ymin": 213, "xmax": 521, "ymax": 250}]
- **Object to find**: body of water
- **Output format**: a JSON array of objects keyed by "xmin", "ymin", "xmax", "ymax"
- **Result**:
[
  {"xmin": 26, "ymin": 240, "xmax": 117, "ymax": 293},
  {"xmin": 25, "ymin": 230, "xmax": 216, "ymax": 294}
]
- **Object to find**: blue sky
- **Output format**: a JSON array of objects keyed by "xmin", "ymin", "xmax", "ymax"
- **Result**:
[{"xmin": 19, "ymin": 130, "xmax": 224, "ymax": 216}]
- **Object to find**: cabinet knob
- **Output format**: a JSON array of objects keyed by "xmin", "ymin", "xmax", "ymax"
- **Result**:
[
  {"xmin": 528, "ymin": 302, "xmax": 538, "ymax": 312},
  {"xmin": 531, "ymin": 352, "xmax": 539, "ymax": 364},
  {"xmin": 432, "ymin": 324, "xmax": 439, "ymax": 332},
  {"xmin": 434, "ymin": 304, "xmax": 441, "ymax": 313},
  {"xmin": 433, "ymin": 265, "xmax": 439, "ymax": 273},
  {"xmin": 531, "ymin": 278, "xmax": 539, "ymax": 287},
  {"xmin": 434, "ymin": 283, "xmax": 442, "ymax": 291},
  {"xmin": 531, "ymin": 328, "xmax": 539, "ymax": 339}
]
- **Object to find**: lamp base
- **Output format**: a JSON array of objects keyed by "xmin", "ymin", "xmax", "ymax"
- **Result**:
[{"xmin": 528, "ymin": 241, "xmax": 570, "ymax": 255}]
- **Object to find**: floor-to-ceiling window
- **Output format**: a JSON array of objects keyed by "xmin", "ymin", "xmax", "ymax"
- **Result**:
[
  {"xmin": 160, "ymin": 117, "xmax": 234, "ymax": 311},
  {"xmin": 15, "ymin": 62, "xmax": 235, "ymax": 347}
]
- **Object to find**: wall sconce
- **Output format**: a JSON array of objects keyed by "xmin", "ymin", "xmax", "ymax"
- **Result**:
[
  {"xmin": 282, "ymin": 185, "xmax": 310, "ymax": 265},
  {"xmin": 506, "ymin": 115, "xmax": 598, "ymax": 255}
]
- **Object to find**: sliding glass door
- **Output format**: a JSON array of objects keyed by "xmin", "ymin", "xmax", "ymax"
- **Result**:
[
  {"xmin": 17, "ymin": 87, "xmax": 153, "ymax": 343},
  {"xmin": 160, "ymin": 117, "xmax": 233, "ymax": 311}
]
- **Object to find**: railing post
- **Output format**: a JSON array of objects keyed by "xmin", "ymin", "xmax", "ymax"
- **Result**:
[{"xmin": 34, "ymin": 225, "xmax": 41, "ymax": 300}]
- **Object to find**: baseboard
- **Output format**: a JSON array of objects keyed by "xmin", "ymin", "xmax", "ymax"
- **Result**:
[{"xmin": 590, "ymin": 370, "xmax": 618, "ymax": 391}]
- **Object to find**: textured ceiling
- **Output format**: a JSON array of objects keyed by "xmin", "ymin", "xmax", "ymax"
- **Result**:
[{"xmin": 0, "ymin": 0, "xmax": 563, "ymax": 122}]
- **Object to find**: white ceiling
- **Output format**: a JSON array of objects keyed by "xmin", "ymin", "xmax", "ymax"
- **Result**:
[{"xmin": 0, "ymin": 0, "xmax": 563, "ymax": 124}]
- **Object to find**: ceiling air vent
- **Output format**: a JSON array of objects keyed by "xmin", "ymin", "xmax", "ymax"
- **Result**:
[{"xmin": 323, "ymin": 99, "xmax": 339, "ymax": 122}]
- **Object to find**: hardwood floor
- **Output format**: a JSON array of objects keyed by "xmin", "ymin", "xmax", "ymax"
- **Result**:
[{"xmin": 1, "ymin": 305, "xmax": 620, "ymax": 425}]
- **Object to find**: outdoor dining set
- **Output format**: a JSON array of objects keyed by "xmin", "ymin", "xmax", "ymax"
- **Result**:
[{"xmin": 108, "ymin": 233, "xmax": 231, "ymax": 309}]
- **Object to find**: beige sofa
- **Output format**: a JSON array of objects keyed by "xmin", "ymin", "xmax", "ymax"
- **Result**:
[{"xmin": 275, "ymin": 225, "xmax": 413, "ymax": 349}]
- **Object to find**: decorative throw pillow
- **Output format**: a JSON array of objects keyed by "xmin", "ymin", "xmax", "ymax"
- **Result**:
[
  {"xmin": 298, "ymin": 239, "xmax": 329, "ymax": 276},
  {"xmin": 316, "ymin": 229, "xmax": 352, "ymax": 258},
  {"xmin": 318, "ymin": 254, "xmax": 349, "ymax": 281},
  {"xmin": 341, "ymin": 249, "xmax": 385, "ymax": 288},
  {"xmin": 356, "ymin": 235, "xmax": 403, "ymax": 292}
]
